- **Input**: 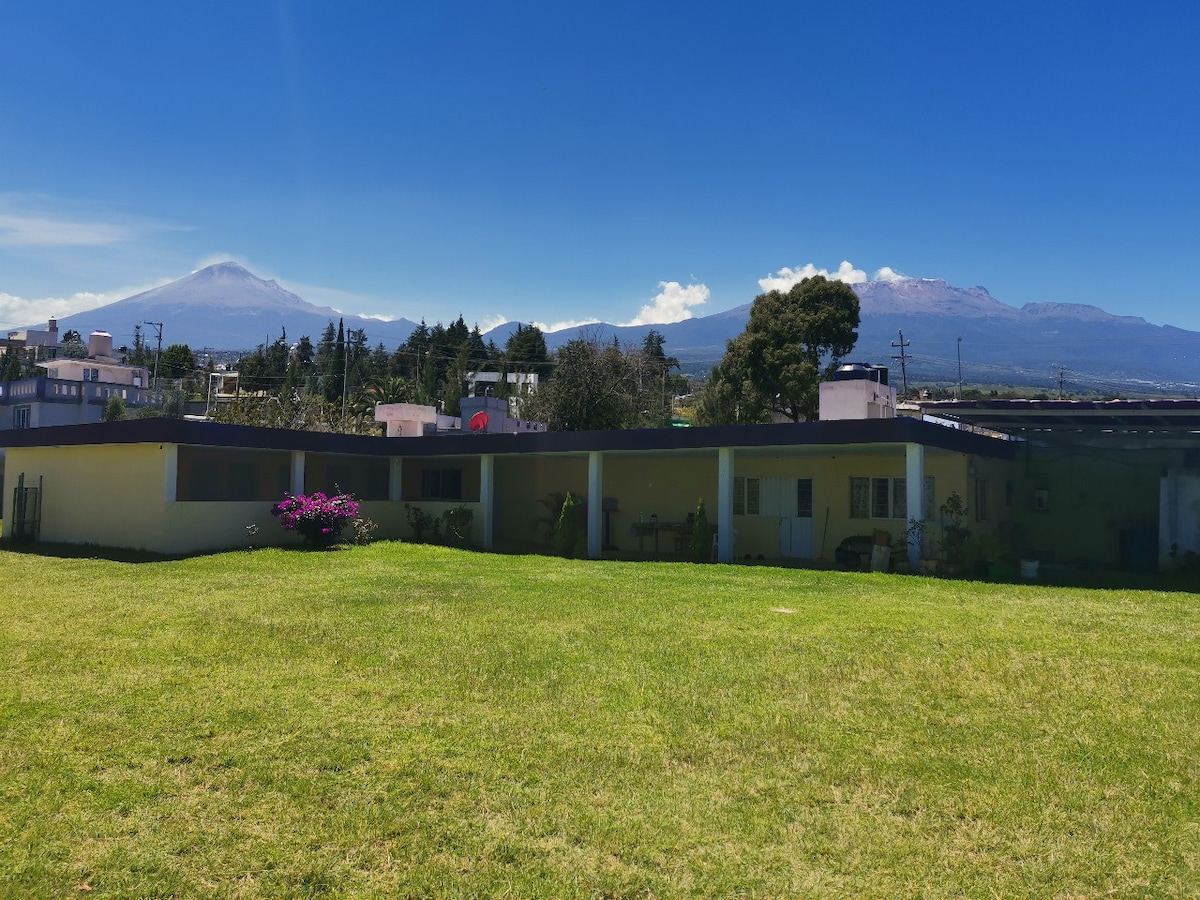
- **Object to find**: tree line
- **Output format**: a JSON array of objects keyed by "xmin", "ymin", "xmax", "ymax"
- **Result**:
[{"xmin": 214, "ymin": 318, "xmax": 687, "ymax": 433}]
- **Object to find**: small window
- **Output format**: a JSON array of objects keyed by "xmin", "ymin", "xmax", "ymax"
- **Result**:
[
  {"xmin": 13, "ymin": 406, "xmax": 31, "ymax": 429},
  {"xmin": 796, "ymin": 479, "xmax": 813, "ymax": 518},
  {"xmin": 420, "ymin": 468, "xmax": 463, "ymax": 501},
  {"xmin": 975, "ymin": 479, "xmax": 989, "ymax": 522}
]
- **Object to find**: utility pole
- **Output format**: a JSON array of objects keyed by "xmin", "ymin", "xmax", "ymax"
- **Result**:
[
  {"xmin": 341, "ymin": 329, "xmax": 361, "ymax": 423},
  {"xmin": 1056, "ymin": 365, "xmax": 1067, "ymax": 399},
  {"xmin": 143, "ymin": 321, "xmax": 164, "ymax": 394},
  {"xmin": 956, "ymin": 336, "xmax": 963, "ymax": 400},
  {"xmin": 891, "ymin": 330, "xmax": 911, "ymax": 401}
]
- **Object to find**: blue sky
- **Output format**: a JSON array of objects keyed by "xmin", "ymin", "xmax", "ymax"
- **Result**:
[{"xmin": 3, "ymin": 1, "xmax": 1198, "ymax": 336}]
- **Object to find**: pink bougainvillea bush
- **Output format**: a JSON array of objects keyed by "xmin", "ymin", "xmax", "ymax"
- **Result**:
[{"xmin": 270, "ymin": 491, "xmax": 360, "ymax": 546}]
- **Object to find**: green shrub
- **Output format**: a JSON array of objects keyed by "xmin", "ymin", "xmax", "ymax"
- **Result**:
[
  {"xmin": 554, "ymin": 492, "xmax": 580, "ymax": 558},
  {"xmin": 101, "ymin": 395, "xmax": 127, "ymax": 422}
]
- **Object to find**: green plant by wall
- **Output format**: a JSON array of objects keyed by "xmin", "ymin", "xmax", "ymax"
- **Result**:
[
  {"xmin": 442, "ymin": 505, "xmax": 474, "ymax": 544},
  {"xmin": 690, "ymin": 499, "xmax": 714, "ymax": 563},
  {"xmin": 351, "ymin": 517, "xmax": 378, "ymax": 545},
  {"xmin": 405, "ymin": 504, "xmax": 442, "ymax": 543},
  {"xmin": 554, "ymin": 492, "xmax": 580, "ymax": 558}
]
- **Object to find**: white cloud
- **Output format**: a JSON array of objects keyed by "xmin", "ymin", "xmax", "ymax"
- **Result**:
[
  {"xmin": 0, "ymin": 193, "xmax": 182, "ymax": 248},
  {"xmin": 873, "ymin": 266, "xmax": 909, "ymax": 283},
  {"xmin": 478, "ymin": 314, "xmax": 509, "ymax": 333},
  {"xmin": 0, "ymin": 213, "xmax": 130, "ymax": 247},
  {"xmin": 532, "ymin": 316, "xmax": 601, "ymax": 333},
  {"xmin": 757, "ymin": 260, "xmax": 912, "ymax": 292},
  {"xmin": 0, "ymin": 290, "xmax": 119, "ymax": 331},
  {"xmin": 621, "ymin": 281, "xmax": 710, "ymax": 326}
]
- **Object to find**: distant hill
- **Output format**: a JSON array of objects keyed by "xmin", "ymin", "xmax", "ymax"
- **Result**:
[
  {"xmin": 30, "ymin": 263, "xmax": 1200, "ymax": 394},
  {"xmin": 486, "ymin": 279, "xmax": 1200, "ymax": 394},
  {"xmin": 40, "ymin": 262, "xmax": 420, "ymax": 351}
]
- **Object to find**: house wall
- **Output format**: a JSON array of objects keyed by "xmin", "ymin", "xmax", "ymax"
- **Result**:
[
  {"xmin": 493, "ymin": 455, "xmax": 588, "ymax": 550},
  {"xmin": 730, "ymin": 450, "xmax": 987, "ymax": 560},
  {"xmin": 489, "ymin": 446, "xmax": 991, "ymax": 561},
  {"xmin": 2, "ymin": 444, "xmax": 172, "ymax": 549},
  {"xmin": 1010, "ymin": 445, "xmax": 1164, "ymax": 569},
  {"xmin": 2, "ymin": 443, "xmax": 412, "ymax": 554}
]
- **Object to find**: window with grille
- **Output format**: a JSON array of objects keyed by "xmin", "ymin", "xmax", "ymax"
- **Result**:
[
  {"xmin": 851, "ymin": 476, "xmax": 934, "ymax": 519},
  {"xmin": 420, "ymin": 468, "xmax": 463, "ymax": 501}
]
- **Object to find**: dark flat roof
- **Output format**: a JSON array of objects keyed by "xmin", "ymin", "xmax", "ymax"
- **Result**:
[
  {"xmin": 0, "ymin": 415, "xmax": 1015, "ymax": 459},
  {"xmin": 918, "ymin": 399, "xmax": 1200, "ymax": 439}
]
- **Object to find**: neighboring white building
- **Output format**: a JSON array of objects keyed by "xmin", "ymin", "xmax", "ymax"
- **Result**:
[
  {"xmin": 819, "ymin": 363, "xmax": 897, "ymax": 421},
  {"xmin": 0, "ymin": 331, "xmax": 154, "ymax": 431},
  {"xmin": 375, "ymin": 395, "xmax": 546, "ymax": 438},
  {"xmin": 465, "ymin": 370, "xmax": 539, "ymax": 398}
]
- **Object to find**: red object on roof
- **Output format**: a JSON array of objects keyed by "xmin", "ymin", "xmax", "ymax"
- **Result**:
[{"xmin": 469, "ymin": 410, "xmax": 489, "ymax": 432}]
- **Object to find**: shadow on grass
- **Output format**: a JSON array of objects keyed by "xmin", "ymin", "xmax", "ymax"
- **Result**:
[
  {"xmin": 3, "ymin": 536, "xmax": 1200, "ymax": 593},
  {"xmin": 0, "ymin": 537, "xmax": 201, "ymax": 563}
]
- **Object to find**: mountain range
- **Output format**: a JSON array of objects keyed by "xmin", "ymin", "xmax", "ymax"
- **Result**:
[{"xmin": 29, "ymin": 262, "xmax": 1200, "ymax": 394}]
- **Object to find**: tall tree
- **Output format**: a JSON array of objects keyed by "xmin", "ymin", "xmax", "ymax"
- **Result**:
[
  {"xmin": 159, "ymin": 344, "xmax": 197, "ymax": 380},
  {"xmin": 504, "ymin": 323, "xmax": 551, "ymax": 377},
  {"xmin": 523, "ymin": 337, "xmax": 644, "ymax": 431},
  {"xmin": 708, "ymin": 275, "xmax": 859, "ymax": 423}
]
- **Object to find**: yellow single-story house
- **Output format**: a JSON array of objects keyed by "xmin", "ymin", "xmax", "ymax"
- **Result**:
[
  {"xmin": 7, "ymin": 369, "xmax": 1194, "ymax": 573},
  {"xmin": 0, "ymin": 414, "xmax": 1015, "ymax": 567}
]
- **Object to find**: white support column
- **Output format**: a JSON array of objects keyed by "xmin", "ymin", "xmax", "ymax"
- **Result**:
[
  {"xmin": 587, "ymin": 451, "xmax": 603, "ymax": 559},
  {"xmin": 164, "ymin": 444, "xmax": 179, "ymax": 502},
  {"xmin": 480, "ymin": 454, "xmax": 495, "ymax": 550},
  {"xmin": 389, "ymin": 457, "xmax": 403, "ymax": 502},
  {"xmin": 717, "ymin": 447, "xmax": 734, "ymax": 563},
  {"xmin": 291, "ymin": 451, "xmax": 305, "ymax": 496},
  {"xmin": 905, "ymin": 442, "xmax": 925, "ymax": 570}
]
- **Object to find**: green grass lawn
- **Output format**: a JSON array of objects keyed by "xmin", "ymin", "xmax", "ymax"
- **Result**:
[{"xmin": 1, "ymin": 543, "xmax": 1197, "ymax": 898}]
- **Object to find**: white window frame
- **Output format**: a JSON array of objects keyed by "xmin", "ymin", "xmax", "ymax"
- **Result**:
[{"xmin": 733, "ymin": 476, "xmax": 761, "ymax": 516}]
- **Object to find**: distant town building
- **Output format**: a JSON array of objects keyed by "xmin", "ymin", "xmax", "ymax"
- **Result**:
[{"xmin": 0, "ymin": 329, "xmax": 154, "ymax": 430}]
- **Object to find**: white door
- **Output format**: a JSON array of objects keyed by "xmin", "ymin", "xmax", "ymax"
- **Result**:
[{"xmin": 778, "ymin": 478, "xmax": 814, "ymax": 559}]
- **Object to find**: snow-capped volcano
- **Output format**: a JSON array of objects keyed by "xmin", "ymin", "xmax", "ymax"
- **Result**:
[{"xmin": 38, "ymin": 262, "xmax": 419, "ymax": 350}]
